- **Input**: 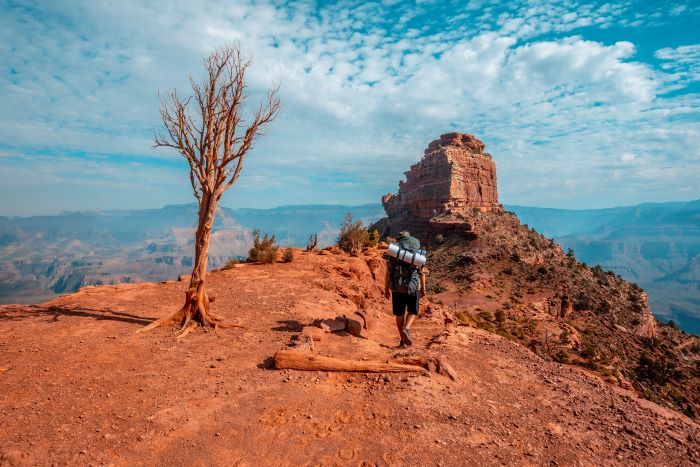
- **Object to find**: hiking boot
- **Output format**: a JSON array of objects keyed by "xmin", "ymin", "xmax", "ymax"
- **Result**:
[
  {"xmin": 398, "ymin": 340, "xmax": 407, "ymax": 349},
  {"xmin": 400, "ymin": 328, "xmax": 413, "ymax": 346}
]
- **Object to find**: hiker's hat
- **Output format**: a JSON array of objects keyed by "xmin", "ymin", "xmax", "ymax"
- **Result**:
[{"xmin": 398, "ymin": 230, "xmax": 410, "ymax": 238}]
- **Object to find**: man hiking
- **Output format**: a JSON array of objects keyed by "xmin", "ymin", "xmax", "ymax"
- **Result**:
[{"xmin": 384, "ymin": 231, "xmax": 427, "ymax": 347}]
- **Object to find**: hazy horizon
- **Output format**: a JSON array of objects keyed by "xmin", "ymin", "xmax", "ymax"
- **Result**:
[{"xmin": 2, "ymin": 196, "xmax": 700, "ymax": 219}]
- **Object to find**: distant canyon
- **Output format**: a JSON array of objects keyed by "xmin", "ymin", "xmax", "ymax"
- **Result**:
[{"xmin": 0, "ymin": 200, "xmax": 698, "ymax": 334}]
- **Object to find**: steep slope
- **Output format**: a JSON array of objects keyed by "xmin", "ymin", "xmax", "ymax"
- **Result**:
[
  {"xmin": 508, "ymin": 200, "xmax": 700, "ymax": 334},
  {"xmin": 1, "ymin": 248, "xmax": 699, "ymax": 465},
  {"xmin": 425, "ymin": 209, "xmax": 700, "ymax": 417}
]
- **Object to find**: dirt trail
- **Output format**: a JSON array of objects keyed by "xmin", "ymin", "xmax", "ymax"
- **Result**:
[{"xmin": 1, "ymin": 248, "xmax": 698, "ymax": 466}]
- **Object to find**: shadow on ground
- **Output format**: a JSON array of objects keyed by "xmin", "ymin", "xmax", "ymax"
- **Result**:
[{"xmin": 0, "ymin": 305, "xmax": 155, "ymax": 326}]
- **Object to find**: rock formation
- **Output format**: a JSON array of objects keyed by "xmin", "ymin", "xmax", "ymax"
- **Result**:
[{"xmin": 381, "ymin": 132, "xmax": 501, "ymax": 235}]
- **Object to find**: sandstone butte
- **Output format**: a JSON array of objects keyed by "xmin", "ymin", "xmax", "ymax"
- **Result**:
[
  {"xmin": 1, "ymin": 133, "xmax": 699, "ymax": 466},
  {"xmin": 381, "ymin": 132, "xmax": 501, "ymax": 236}
]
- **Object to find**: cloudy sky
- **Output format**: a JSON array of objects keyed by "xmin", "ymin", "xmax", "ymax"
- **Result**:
[{"xmin": 1, "ymin": 0, "xmax": 698, "ymax": 216}]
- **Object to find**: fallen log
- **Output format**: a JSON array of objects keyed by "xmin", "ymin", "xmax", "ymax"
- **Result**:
[{"xmin": 274, "ymin": 351, "xmax": 427, "ymax": 373}]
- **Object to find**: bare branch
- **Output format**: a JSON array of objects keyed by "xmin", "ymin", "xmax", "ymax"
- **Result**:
[{"xmin": 154, "ymin": 44, "xmax": 280, "ymax": 202}]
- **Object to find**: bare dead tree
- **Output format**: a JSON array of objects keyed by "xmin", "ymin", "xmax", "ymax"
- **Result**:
[{"xmin": 138, "ymin": 45, "xmax": 280, "ymax": 338}]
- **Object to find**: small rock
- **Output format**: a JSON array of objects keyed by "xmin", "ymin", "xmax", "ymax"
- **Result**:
[
  {"xmin": 301, "ymin": 326, "xmax": 325, "ymax": 342},
  {"xmin": 345, "ymin": 317, "xmax": 365, "ymax": 337},
  {"xmin": 318, "ymin": 318, "xmax": 346, "ymax": 332}
]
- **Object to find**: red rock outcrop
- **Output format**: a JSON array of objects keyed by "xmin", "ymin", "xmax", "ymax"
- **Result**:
[{"xmin": 380, "ymin": 132, "xmax": 501, "ymax": 235}]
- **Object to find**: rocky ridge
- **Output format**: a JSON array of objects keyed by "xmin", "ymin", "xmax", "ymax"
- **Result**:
[{"xmin": 375, "ymin": 132, "xmax": 700, "ymax": 419}]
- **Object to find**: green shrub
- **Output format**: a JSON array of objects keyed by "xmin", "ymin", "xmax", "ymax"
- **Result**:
[
  {"xmin": 573, "ymin": 294, "xmax": 590, "ymax": 311},
  {"xmin": 337, "ymin": 213, "xmax": 369, "ymax": 254},
  {"xmin": 282, "ymin": 248, "xmax": 294, "ymax": 263},
  {"xmin": 477, "ymin": 310, "xmax": 493, "ymax": 322},
  {"xmin": 553, "ymin": 350, "xmax": 570, "ymax": 364},
  {"xmin": 559, "ymin": 329, "xmax": 570, "ymax": 345},
  {"xmin": 368, "ymin": 229, "xmax": 380, "ymax": 247},
  {"xmin": 431, "ymin": 282, "xmax": 448, "ymax": 294},
  {"xmin": 634, "ymin": 353, "xmax": 677, "ymax": 385},
  {"xmin": 248, "ymin": 229, "xmax": 278, "ymax": 264},
  {"xmin": 494, "ymin": 309, "xmax": 505, "ymax": 323}
]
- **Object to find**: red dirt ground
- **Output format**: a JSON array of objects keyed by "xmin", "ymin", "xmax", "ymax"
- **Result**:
[{"xmin": 1, "ymin": 248, "xmax": 699, "ymax": 466}]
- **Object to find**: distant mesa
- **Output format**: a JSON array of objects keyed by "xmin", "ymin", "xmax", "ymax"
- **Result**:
[{"xmin": 380, "ymin": 132, "xmax": 501, "ymax": 235}]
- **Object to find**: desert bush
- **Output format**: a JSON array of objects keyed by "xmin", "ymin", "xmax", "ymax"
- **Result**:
[
  {"xmin": 635, "ymin": 353, "xmax": 677, "ymax": 385},
  {"xmin": 306, "ymin": 234, "xmax": 318, "ymax": 252},
  {"xmin": 282, "ymin": 248, "xmax": 294, "ymax": 263},
  {"xmin": 248, "ymin": 229, "xmax": 278, "ymax": 264},
  {"xmin": 553, "ymin": 350, "xmax": 570, "ymax": 364},
  {"xmin": 222, "ymin": 257, "xmax": 241, "ymax": 270},
  {"xmin": 596, "ymin": 300, "xmax": 611, "ymax": 314},
  {"xmin": 559, "ymin": 329, "xmax": 570, "ymax": 345},
  {"xmin": 477, "ymin": 310, "xmax": 493, "ymax": 322},
  {"xmin": 368, "ymin": 229, "xmax": 380, "ymax": 247},
  {"xmin": 580, "ymin": 340, "xmax": 597, "ymax": 359},
  {"xmin": 510, "ymin": 252, "xmax": 520, "ymax": 262},
  {"xmin": 435, "ymin": 233, "xmax": 445, "ymax": 244},
  {"xmin": 337, "ymin": 213, "xmax": 369, "ymax": 254},
  {"xmin": 494, "ymin": 309, "xmax": 505, "ymax": 323},
  {"xmin": 502, "ymin": 267, "xmax": 513, "ymax": 275},
  {"xmin": 573, "ymin": 293, "xmax": 590, "ymax": 311},
  {"xmin": 431, "ymin": 282, "xmax": 448, "ymax": 294}
]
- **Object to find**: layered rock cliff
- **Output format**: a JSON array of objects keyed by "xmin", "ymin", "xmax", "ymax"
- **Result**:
[{"xmin": 381, "ymin": 132, "xmax": 501, "ymax": 235}]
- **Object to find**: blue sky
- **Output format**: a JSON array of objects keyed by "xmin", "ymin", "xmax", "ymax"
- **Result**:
[{"xmin": 0, "ymin": 0, "xmax": 698, "ymax": 216}]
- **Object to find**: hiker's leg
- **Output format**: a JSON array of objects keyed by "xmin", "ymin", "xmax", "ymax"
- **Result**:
[
  {"xmin": 395, "ymin": 315, "xmax": 405, "ymax": 334},
  {"xmin": 404, "ymin": 313, "xmax": 417, "ymax": 329},
  {"xmin": 392, "ymin": 293, "xmax": 406, "ymax": 342},
  {"xmin": 404, "ymin": 293, "xmax": 420, "ymax": 329}
]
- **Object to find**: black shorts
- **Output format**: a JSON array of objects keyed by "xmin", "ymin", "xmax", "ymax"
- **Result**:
[{"xmin": 392, "ymin": 292, "xmax": 420, "ymax": 316}]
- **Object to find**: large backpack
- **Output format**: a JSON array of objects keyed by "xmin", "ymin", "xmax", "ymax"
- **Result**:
[{"xmin": 388, "ymin": 236, "xmax": 423, "ymax": 295}]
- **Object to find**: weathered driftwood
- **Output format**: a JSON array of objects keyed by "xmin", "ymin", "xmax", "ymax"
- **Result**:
[{"xmin": 274, "ymin": 351, "xmax": 427, "ymax": 373}]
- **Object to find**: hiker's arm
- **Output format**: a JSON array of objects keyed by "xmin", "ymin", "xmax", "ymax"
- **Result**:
[{"xmin": 419, "ymin": 269, "xmax": 427, "ymax": 297}]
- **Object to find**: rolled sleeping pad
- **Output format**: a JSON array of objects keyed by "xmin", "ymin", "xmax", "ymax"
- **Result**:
[{"xmin": 386, "ymin": 243, "xmax": 427, "ymax": 268}]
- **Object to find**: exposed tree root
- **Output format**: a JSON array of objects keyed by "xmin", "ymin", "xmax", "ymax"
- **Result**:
[{"xmin": 135, "ymin": 284, "xmax": 245, "ymax": 337}]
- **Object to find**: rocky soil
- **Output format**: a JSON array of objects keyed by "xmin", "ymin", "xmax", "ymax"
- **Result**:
[{"xmin": 1, "ymin": 247, "xmax": 699, "ymax": 466}]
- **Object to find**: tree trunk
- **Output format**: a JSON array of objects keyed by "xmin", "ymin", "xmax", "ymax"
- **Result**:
[
  {"xmin": 176, "ymin": 190, "xmax": 220, "ymax": 327},
  {"xmin": 136, "ymin": 190, "xmax": 230, "ymax": 336}
]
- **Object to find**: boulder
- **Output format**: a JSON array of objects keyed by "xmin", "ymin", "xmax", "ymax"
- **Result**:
[
  {"xmin": 318, "ymin": 318, "xmax": 346, "ymax": 333},
  {"xmin": 345, "ymin": 317, "xmax": 365, "ymax": 337}
]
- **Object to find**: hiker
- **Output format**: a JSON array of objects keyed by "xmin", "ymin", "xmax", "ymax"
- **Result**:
[{"xmin": 384, "ymin": 231, "xmax": 427, "ymax": 347}]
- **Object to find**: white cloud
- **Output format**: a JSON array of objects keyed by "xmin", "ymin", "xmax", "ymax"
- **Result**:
[{"xmin": 0, "ymin": 0, "xmax": 698, "ymax": 215}]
